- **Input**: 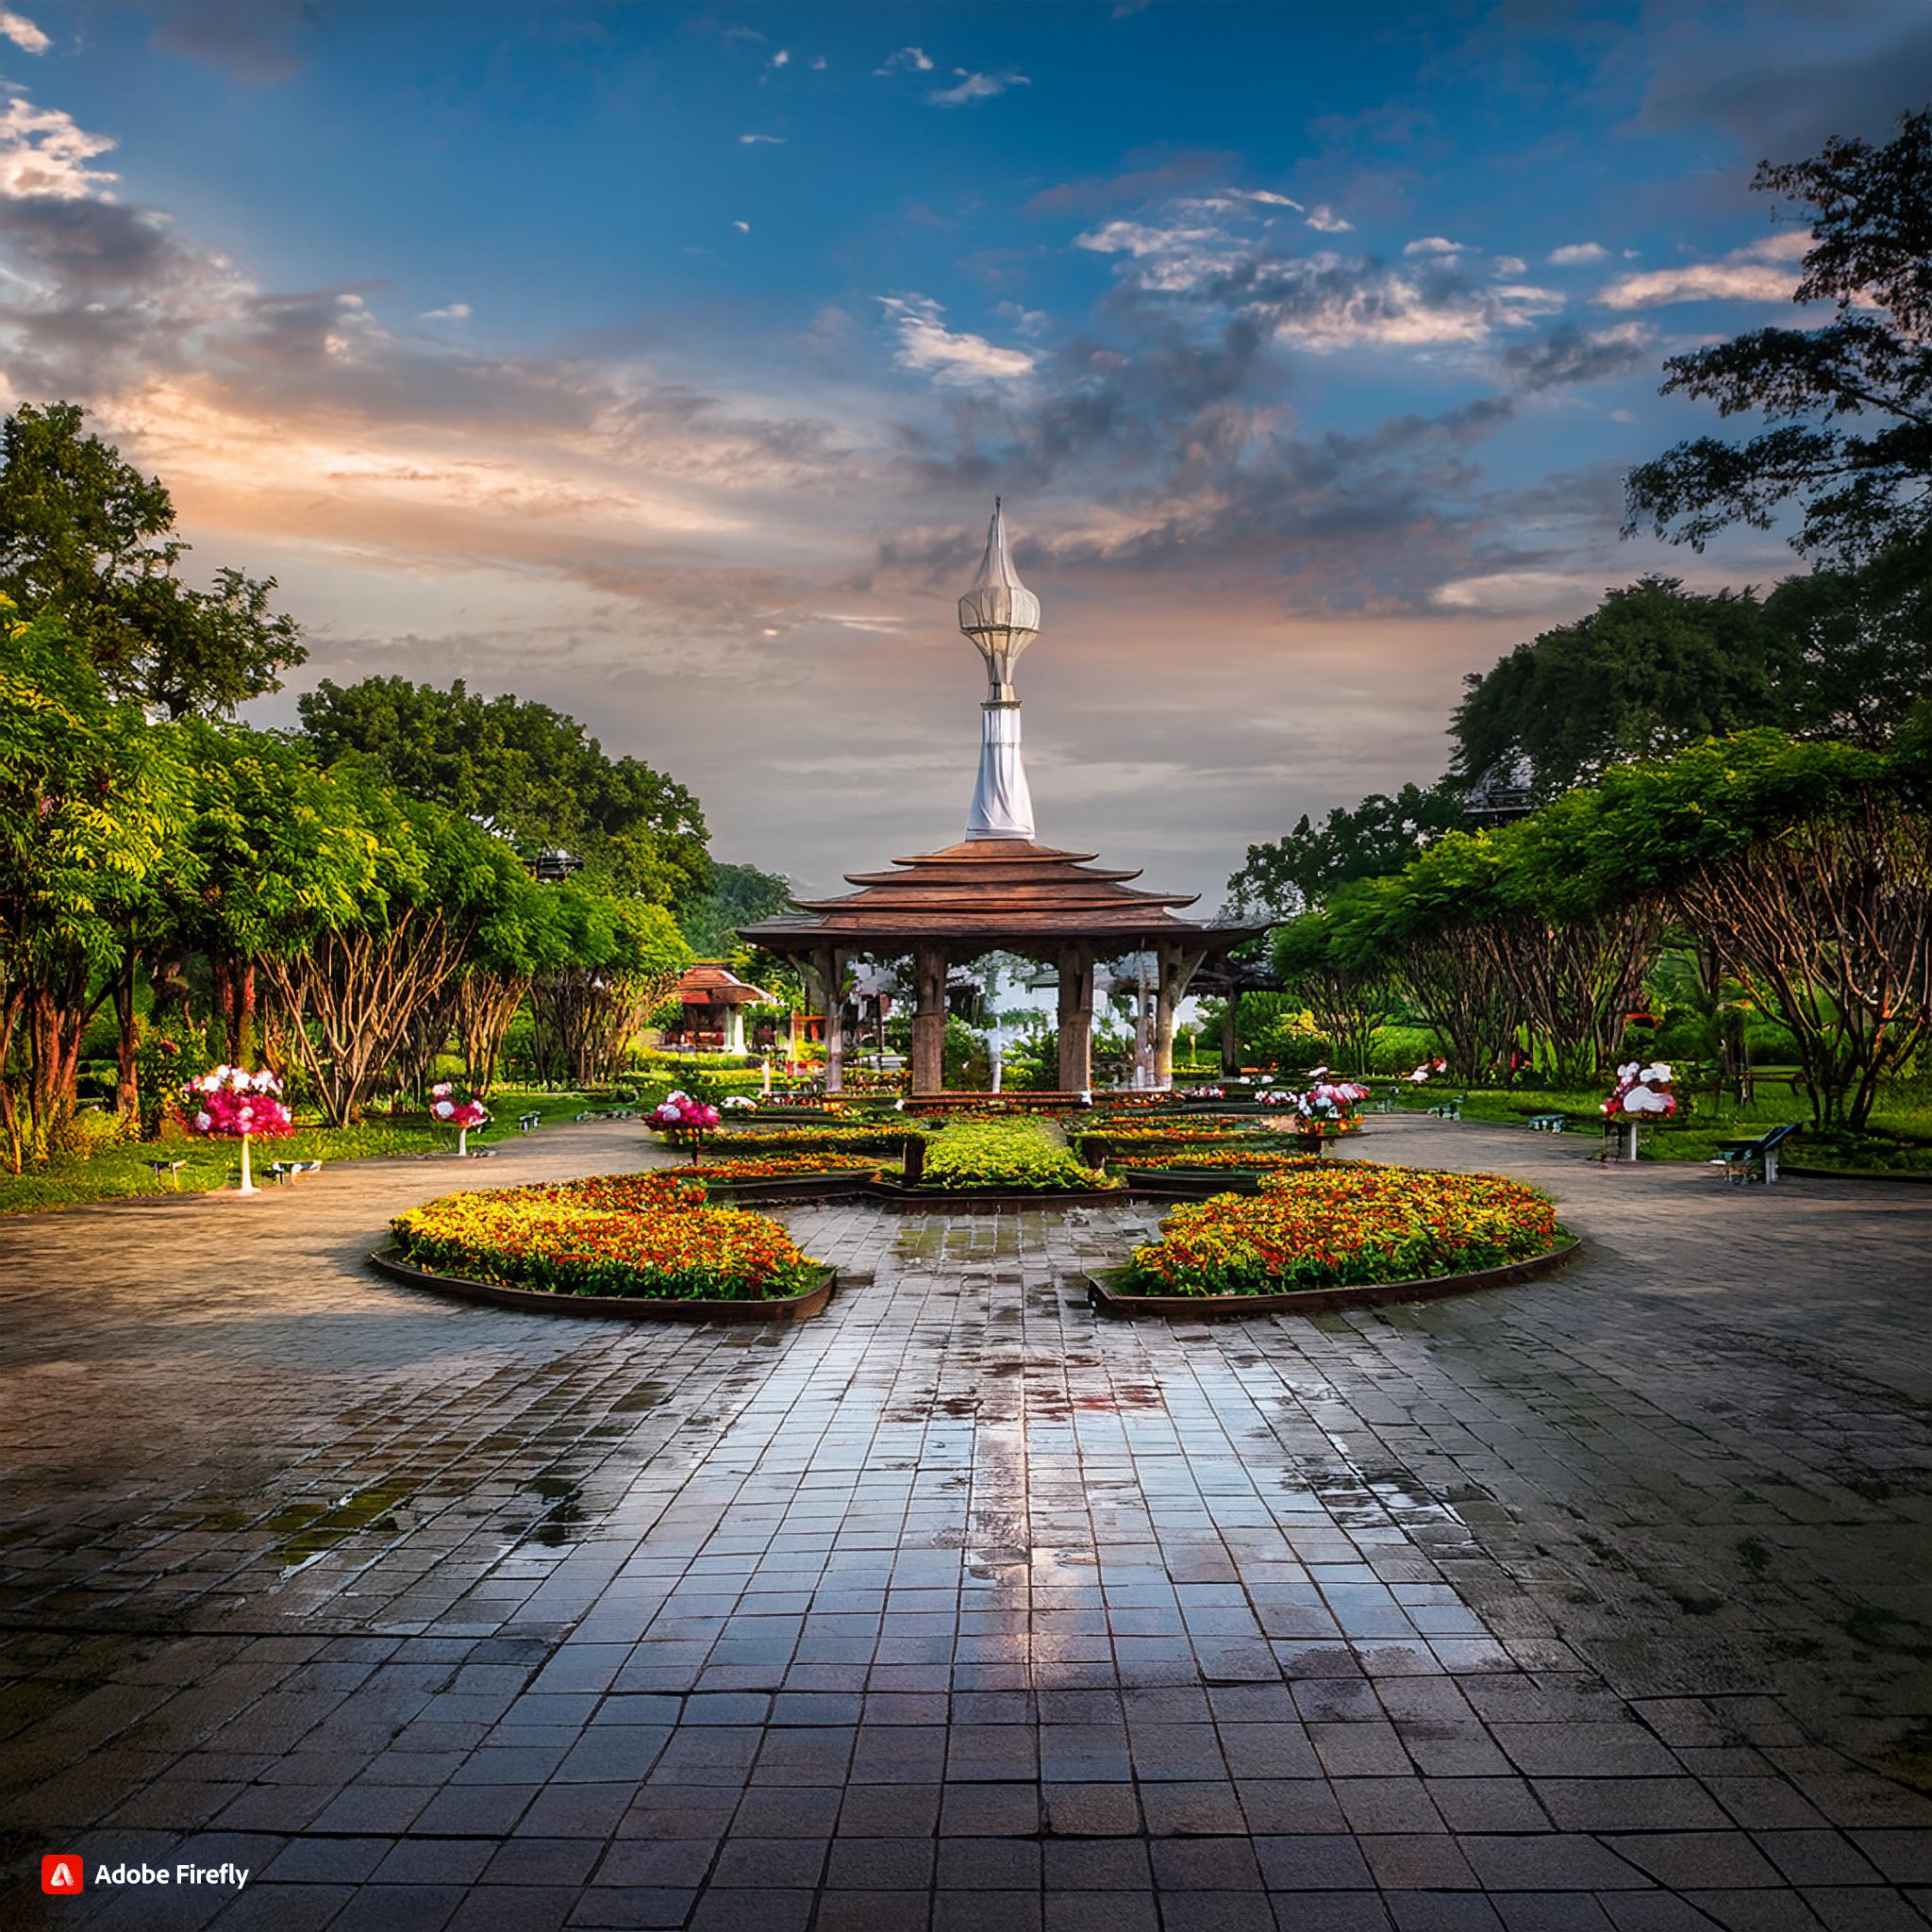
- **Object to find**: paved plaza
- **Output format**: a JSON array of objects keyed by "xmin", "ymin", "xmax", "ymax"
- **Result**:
[{"xmin": 3, "ymin": 1116, "xmax": 1930, "ymax": 1931}]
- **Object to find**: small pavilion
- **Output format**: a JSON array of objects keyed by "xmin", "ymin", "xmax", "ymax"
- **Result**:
[
  {"xmin": 741, "ymin": 505, "xmax": 1265, "ymax": 1097},
  {"xmin": 661, "ymin": 962, "xmax": 773, "ymax": 1056}
]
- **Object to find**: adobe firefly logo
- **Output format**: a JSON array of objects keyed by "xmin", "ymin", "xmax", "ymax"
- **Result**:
[{"xmin": 42, "ymin": 1856, "xmax": 84, "ymax": 1895}]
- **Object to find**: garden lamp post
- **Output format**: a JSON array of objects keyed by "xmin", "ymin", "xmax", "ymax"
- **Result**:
[{"xmin": 958, "ymin": 497, "xmax": 1041, "ymax": 841}]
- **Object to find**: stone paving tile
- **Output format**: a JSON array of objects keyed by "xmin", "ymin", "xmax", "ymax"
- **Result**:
[{"xmin": 1, "ymin": 1115, "xmax": 1929, "ymax": 1930}]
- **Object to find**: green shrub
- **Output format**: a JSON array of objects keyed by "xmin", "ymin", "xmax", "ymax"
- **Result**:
[{"xmin": 921, "ymin": 1115, "xmax": 1112, "ymax": 1191}]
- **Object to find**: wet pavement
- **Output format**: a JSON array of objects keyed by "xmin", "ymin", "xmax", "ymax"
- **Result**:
[{"xmin": 2, "ymin": 1114, "xmax": 1930, "ymax": 1931}]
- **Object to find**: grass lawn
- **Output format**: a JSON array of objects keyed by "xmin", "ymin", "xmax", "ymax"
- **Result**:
[
  {"xmin": 0, "ymin": 1089, "xmax": 592, "ymax": 1215},
  {"xmin": 1391, "ymin": 1083, "xmax": 1932, "ymax": 1174}
]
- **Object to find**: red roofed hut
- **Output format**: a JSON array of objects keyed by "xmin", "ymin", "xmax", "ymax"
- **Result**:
[{"xmin": 662, "ymin": 961, "xmax": 774, "ymax": 1057}]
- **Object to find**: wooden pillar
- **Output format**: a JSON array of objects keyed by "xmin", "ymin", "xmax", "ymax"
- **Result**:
[
  {"xmin": 1154, "ymin": 944, "xmax": 1208, "ymax": 1091},
  {"xmin": 1220, "ymin": 985, "xmax": 1242, "ymax": 1076},
  {"xmin": 1057, "ymin": 942, "xmax": 1094, "ymax": 1096},
  {"xmin": 815, "ymin": 947, "xmax": 845, "ymax": 1093},
  {"xmin": 911, "ymin": 943, "xmax": 949, "ymax": 1097}
]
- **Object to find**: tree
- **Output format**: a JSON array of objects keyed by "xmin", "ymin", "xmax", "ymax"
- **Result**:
[
  {"xmin": 1269, "ymin": 916, "xmax": 1395, "ymax": 1075},
  {"xmin": 0, "ymin": 607, "xmax": 190, "ymax": 1166},
  {"xmin": 1762, "ymin": 534, "xmax": 1932, "ymax": 746},
  {"xmin": 527, "ymin": 882, "xmax": 691, "ymax": 1087},
  {"xmin": 679, "ymin": 859, "xmax": 794, "ymax": 957},
  {"xmin": 1563, "ymin": 731, "xmax": 1932, "ymax": 1129},
  {"xmin": 1625, "ymin": 108, "xmax": 1932, "ymax": 562},
  {"xmin": 297, "ymin": 675, "xmax": 709, "ymax": 906},
  {"xmin": 1227, "ymin": 782, "xmax": 1467, "ymax": 917},
  {"xmin": 1450, "ymin": 578, "xmax": 1795, "ymax": 799},
  {"xmin": 0, "ymin": 402, "xmax": 305, "ymax": 717}
]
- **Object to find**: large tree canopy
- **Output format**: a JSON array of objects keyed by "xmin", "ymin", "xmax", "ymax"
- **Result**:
[
  {"xmin": 1226, "ymin": 782, "xmax": 1467, "ymax": 917},
  {"xmin": 679, "ymin": 858, "xmax": 794, "ymax": 958},
  {"xmin": 0, "ymin": 403, "xmax": 305, "ymax": 719},
  {"xmin": 1625, "ymin": 107, "xmax": 1932, "ymax": 562},
  {"xmin": 297, "ymin": 675, "xmax": 710, "ymax": 906},
  {"xmin": 1449, "ymin": 577, "xmax": 1796, "ymax": 798}
]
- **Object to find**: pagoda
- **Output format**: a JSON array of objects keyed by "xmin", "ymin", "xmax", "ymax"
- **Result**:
[{"xmin": 740, "ymin": 504, "xmax": 1265, "ymax": 1097}]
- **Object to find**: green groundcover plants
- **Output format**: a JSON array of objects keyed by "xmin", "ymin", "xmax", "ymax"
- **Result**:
[
  {"xmin": 921, "ymin": 1115, "xmax": 1114, "ymax": 1191},
  {"xmin": 1123, "ymin": 1161, "xmax": 1563, "ymax": 1296}
]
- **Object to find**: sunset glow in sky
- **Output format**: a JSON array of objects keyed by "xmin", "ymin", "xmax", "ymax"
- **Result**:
[{"xmin": 4, "ymin": 1, "xmax": 1927, "ymax": 898}]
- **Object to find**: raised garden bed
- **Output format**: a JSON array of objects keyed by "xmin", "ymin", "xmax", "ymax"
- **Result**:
[
  {"xmin": 367, "ymin": 1247, "xmax": 837, "ymax": 1322},
  {"xmin": 1087, "ymin": 1239, "xmax": 1581, "ymax": 1317}
]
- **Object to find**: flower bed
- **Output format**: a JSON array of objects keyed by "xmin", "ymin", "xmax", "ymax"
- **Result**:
[
  {"xmin": 1113, "ymin": 1148, "xmax": 1328, "ymax": 1174},
  {"xmin": 1119, "ymin": 1162, "xmax": 1561, "ymax": 1297},
  {"xmin": 390, "ymin": 1171, "xmax": 826, "ymax": 1302},
  {"xmin": 1091, "ymin": 1121, "xmax": 1284, "ymax": 1144},
  {"xmin": 682, "ymin": 1152, "xmax": 897, "ymax": 1180},
  {"xmin": 920, "ymin": 1116, "xmax": 1113, "ymax": 1192},
  {"xmin": 702, "ymin": 1124, "xmax": 924, "ymax": 1152}
]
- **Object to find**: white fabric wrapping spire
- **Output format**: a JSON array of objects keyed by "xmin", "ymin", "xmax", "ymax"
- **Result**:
[{"xmin": 959, "ymin": 500, "xmax": 1041, "ymax": 841}]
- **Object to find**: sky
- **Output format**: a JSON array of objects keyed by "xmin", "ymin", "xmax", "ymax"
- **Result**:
[{"xmin": 2, "ymin": 0, "xmax": 1927, "ymax": 905}]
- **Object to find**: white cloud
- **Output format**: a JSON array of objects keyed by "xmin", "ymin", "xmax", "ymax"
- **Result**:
[
  {"xmin": 0, "ymin": 95, "xmax": 119, "ymax": 201},
  {"xmin": 878, "ymin": 293, "xmax": 1037, "ymax": 386},
  {"xmin": 1491, "ymin": 256, "xmax": 1526, "ymax": 276},
  {"xmin": 1548, "ymin": 242, "xmax": 1608, "ymax": 265},
  {"xmin": 1431, "ymin": 570, "xmax": 1615, "ymax": 614},
  {"xmin": 0, "ymin": 8, "xmax": 49, "ymax": 54},
  {"xmin": 732, "ymin": 220, "xmax": 750, "ymax": 234},
  {"xmin": 1597, "ymin": 230, "xmax": 1812, "ymax": 309},
  {"xmin": 1404, "ymin": 236, "xmax": 1465, "ymax": 257},
  {"xmin": 1304, "ymin": 206, "xmax": 1353, "ymax": 233},
  {"xmin": 769, "ymin": 48, "xmax": 790, "ymax": 68},
  {"xmin": 739, "ymin": 133, "xmax": 786, "ymax": 145},
  {"xmin": 1244, "ymin": 190, "xmax": 1304, "ymax": 210},
  {"xmin": 810, "ymin": 55, "xmax": 827, "ymax": 70},
  {"xmin": 927, "ymin": 69, "xmax": 1029, "ymax": 106},
  {"xmin": 874, "ymin": 47, "xmax": 934, "ymax": 75},
  {"xmin": 421, "ymin": 302, "xmax": 471, "ymax": 321}
]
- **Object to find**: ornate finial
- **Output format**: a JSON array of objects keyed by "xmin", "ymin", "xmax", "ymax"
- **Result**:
[{"xmin": 958, "ymin": 500, "xmax": 1041, "ymax": 699}]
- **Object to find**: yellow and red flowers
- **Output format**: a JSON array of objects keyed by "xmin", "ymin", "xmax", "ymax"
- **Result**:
[
  {"xmin": 391, "ymin": 1170, "xmax": 826, "ymax": 1302},
  {"xmin": 1125, "ymin": 1161, "xmax": 1560, "ymax": 1296}
]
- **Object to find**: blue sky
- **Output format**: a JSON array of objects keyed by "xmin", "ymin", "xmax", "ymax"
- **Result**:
[{"xmin": 4, "ymin": 0, "xmax": 1927, "ymax": 898}]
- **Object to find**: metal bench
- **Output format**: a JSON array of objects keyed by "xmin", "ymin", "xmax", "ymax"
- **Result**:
[
  {"xmin": 144, "ymin": 1158, "xmax": 189, "ymax": 1189},
  {"xmin": 573, "ymin": 1110, "xmax": 595, "ymax": 1123},
  {"xmin": 1525, "ymin": 1111, "xmax": 1565, "ymax": 1133},
  {"xmin": 517, "ymin": 1111, "xmax": 541, "ymax": 1133},
  {"xmin": 1425, "ymin": 1093, "xmax": 1467, "ymax": 1120},
  {"xmin": 266, "ymin": 1158, "xmax": 324, "ymax": 1185},
  {"xmin": 1711, "ymin": 1123, "xmax": 1800, "ymax": 1186}
]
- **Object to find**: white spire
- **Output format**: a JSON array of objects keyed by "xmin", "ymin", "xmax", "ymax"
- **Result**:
[{"xmin": 960, "ymin": 498, "xmax": 1038, "ymax": 841}]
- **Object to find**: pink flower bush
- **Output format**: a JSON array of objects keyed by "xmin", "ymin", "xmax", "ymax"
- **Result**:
[
  {"xmin": 1601, "ymin": 1061, "xmax": 1676, "ymax": 1118},
  {"xmin": 653, "ymin": 1090, "xmax": 722, "ymax": 1132},
  {"xmin": 430, "ymin": 1081, "xmax": 490, "ymax": 1131},
  {"xmin": 184, "ymin": 1065, "xmax": 293, "ymax": 1140}
]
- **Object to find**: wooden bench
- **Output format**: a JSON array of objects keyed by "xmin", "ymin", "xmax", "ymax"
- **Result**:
[
  {"xmin": 1712, "ymin": 1123, "xmax": 1801, "ymax": 1186},
  {"xmin": 266, "ymin": 1158, "xmax": 324, "ymax": 1185},
  {"xmin": 144, "ymin": 1158, "xmax": 189, "ymax": 1190}
]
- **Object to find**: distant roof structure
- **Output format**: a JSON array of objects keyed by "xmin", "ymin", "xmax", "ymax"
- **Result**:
[{"xmin": 675, "ymin": 962, "xmax": 773, "ymax": 1007}]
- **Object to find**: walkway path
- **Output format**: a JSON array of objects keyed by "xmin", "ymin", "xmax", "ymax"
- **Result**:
[{"xmin": 2, "ymin": 1116, "xmax": 1929, "ymax": 1930}]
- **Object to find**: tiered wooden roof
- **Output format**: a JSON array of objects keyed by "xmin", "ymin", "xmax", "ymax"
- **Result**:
[{"xmin": 739, "ymin": 838, "xmax": 1263, "ymax": 953}]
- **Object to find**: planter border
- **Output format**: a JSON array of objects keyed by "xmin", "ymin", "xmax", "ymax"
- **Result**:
[
  {"xmin": 367, "ymin": 1246, "xmax": 837, "ymax": 1323},
  {"xmin": 1086, "ymin": 1236, "xmax": 1581, "ymax": 1319}
]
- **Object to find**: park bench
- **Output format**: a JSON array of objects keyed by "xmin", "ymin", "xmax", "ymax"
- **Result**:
[
  {"xmin": 1711, "ymin": 1122, "xmax": 1801, "ymax": 1186},
  {"xmin": 144, "ymin": 1158, "xmax": 189, "ymax": 1189},
  {"xmin": 1425, "ymin": 1093, "xmax": 1467, "ymax": 1120},
  {"xmin": 573, "ymin": 1109, "xmax": 595, "ymax": 1123},
  {"xmin": 517, "ymin": 1111, "xmax": 541, "ymax": 1133},
  {"xmin": 1525, "ymin": 1111, "xmax": 1566, "ymax": 1133},
  {"xmin": 266, "ymin": 1158, "xmax": 324, "ymax": 1185}
]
